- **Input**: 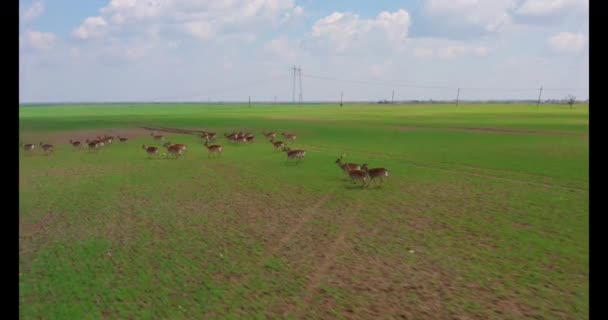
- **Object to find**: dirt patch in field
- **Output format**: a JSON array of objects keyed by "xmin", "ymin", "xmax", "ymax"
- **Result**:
[
  {"xmin": 19, "ymin": 128, "xmax": 153, "ymax": 145},
  {"xmin": 395, "ymin": 125, "xmax": 587, "ymax": 136}
]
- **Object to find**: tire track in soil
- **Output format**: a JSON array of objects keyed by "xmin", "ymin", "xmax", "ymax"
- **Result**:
[
  {"xmin": 280, "ymin": 202, "xmax": 362, "ymax": 319},
  {"xmin": 299, "ymin": 143, "xmax": 587, "ymax": 192},
  {"xmin": 265, "ymin": 190, "xmax": 335, "ymax": 257},
  {"xmin": 217, "ymin": 188, "xmax": 337, "ymax": 310}
]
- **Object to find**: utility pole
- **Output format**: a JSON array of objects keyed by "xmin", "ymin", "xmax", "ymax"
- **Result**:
[
  {"xmin": 274, "ymin": 95, "xmax": 277, "ymax": 104},
  {"xmin": 298, "ymin": 66, "xmax": 303, "ymax": 104},
  {"xmin": 456, "ymin": 88, "xmax": 460, "ymax": 106},
  {"xmin": 340, "ymin": 91, "xmax": 343, "ymax": 108},
  {"xmin": 536, "ymin": 86, "xmax": 543, "ymax": 108},
  {"xmin": 249, "ymin": 96, "xmax": 251, "ymax": 108},
  {"xmin": 292, "ymin": 65, "xmax": 297, "ymax": 103},
  {"xmin": 391, "ymin": 89, "xmax": 395, "ymax": 104}
]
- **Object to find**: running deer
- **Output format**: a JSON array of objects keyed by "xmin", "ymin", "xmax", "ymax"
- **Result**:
[
  {"xmin": 87, "ymin": 140, "xmax": 101, "ymax": 152},
  {"xmin": 39, "ymin": 142, "xmax": 54, "ymax": 155},
  {"xmin": 335, "ymin": 154, "xmax": 361, "ymax": 175},
  {"xmin": 361, "ymin": 164, "xmax": 390, "ymax": 186},
  {"xmin": 163, "ymin": 141, "xmax": 187, "ymax": 152},
  {"xmin": 103, "ymin": 135, "xmax": 114, "ymax": 144},
  {"xmin": 269, "ymin": 138, "xmax": 285, "ymax": 151},
  {"xmin": 150, "ymin": 132, "xmax": 165, "ymax": 141},
  {"xmin": 204, "ymin": 139, "xmax": 223, "ymax": 158},
  {"xmin": 282, "ymin": 146, "xmax": 306, "ymax": 163},
  {"xmin": 281, "ymin": 132, "xmax": 297, "ymax": 141},
  {"xmin": 21, "ymin": 143, "xmax": 35, "ymax": 152},
  {"xmin": 167, "ymin": 144, "xmax": 184, "ymax": 159},
  {"xmin": 118, "ymin": 136, "xmax": 128, "ymax": 142},
  {"xmin": 201, "ymin": 132, "xmax": 217, "ymax": 142},
  {"xmin": 347, "ymin": 169, "xmax": 370, "ymax": 188},
  {"xmin": 142, "ymin": 144, "xmax": 160, "ymax": 158},
  {"xmin": 69, "ymin": 139, "xmax": 82, "ymax": 149},
  {"xmin": 263, "ymin": 131, "xmax": 277, "ymax": 140}
]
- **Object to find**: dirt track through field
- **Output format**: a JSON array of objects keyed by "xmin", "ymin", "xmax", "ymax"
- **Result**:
[{"xmin": 281, "ymin": 201, "xmax": 361, "ymax": 319}]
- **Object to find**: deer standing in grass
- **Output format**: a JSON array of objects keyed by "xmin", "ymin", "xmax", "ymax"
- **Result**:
[
  {"xmin": 335, "ymin": 154, "xmax": 361, "ymax": 176},
  {"xmin": 204, "ymin": 139, "xmax": 223, "ymax": 158},
  {"xmin": 361, "ymin": 164, "xmax": 390, "ymax": 186},
  {"xmin": 142, "ymin": 144, "xmax": 160, "ymax": 158},
  {"xmin": 39, "ymin": 142, "xmax": 54, "ymax": 155},
  {"xmin": 282, "ymin": 146, "xmax": 306, "ymax": 164}
]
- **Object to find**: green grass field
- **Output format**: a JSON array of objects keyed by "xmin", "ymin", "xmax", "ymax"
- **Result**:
[{"xmin": 19, "ymin": 103, "xmax": 589, "ymax": 319}]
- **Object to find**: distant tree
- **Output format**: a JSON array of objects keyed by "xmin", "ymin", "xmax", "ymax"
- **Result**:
[{"xmin": 564, "ymin": 94, "xmax": 576, "ymax": 109}]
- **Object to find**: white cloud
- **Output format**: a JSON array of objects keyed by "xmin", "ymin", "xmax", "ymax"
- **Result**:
[
  {"xmin": 517, "ymin": 0, "xmax": 588, "ymax": 16},
  {"xmin": 424, "ymin": 0, "xmax": 516, "ymax": 32},
  {"xmin": 72, "ymin": 16, "xmax": 108, "ymax": 40},
  {"xmin": 73, "ymin": 0, "xmax": 303, "ymax": 42},
  {"xmin": 414, "ymin": 47, "xmax": 434, "ymax": 59},
  {"xmin": 25, "ymin": 30, "xmax": 56, "ymax": 50},
  {"xmin": 369, "ymin": 60, "xmax": 393, "ymax": 78},
  {"xmin": 548, "ymin": 32, "xmax": 587, "ymax": 52},
  {"xmin": 411, "ymin": 38, "xmax": 490, "ymax": 60},
  {"xmin": 264, "ymin": 36, "xmax": 298, "ymax": 62},
  {"xmin": 21, "ymin": 1, "xmax": 44, "ymax": 23},
  {"xmin": 438, "ymin": 45, "xmax": 467, "ymax": 59},
  {"xmin": 310, "ymin": 9, "xmax": 411, "ymax": 52}
]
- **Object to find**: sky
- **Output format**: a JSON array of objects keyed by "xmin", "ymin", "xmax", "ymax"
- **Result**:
[{"xmin": 19, "ymin": 0, "xmax": 589, "ymax": 102}]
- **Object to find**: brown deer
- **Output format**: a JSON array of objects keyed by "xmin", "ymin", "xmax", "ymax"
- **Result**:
[
  {"xmin": 21, "ymin": 143, "xmax": 35, "ymax": 152},
  {"xmin": 150, "ymin": 132, "xmax": 164, "ymax": 141},
  {"xmin": 335, "ymin": 154, "xmax": 361, "ymax": 176},
  {"xmin": 347, "ymin": 169, "xmax": 370, "ymax": 188},
  {"xmin": 269, "ymin": 138, "xmax": 285, "ymax": 151},
  {"xmin": 201, "ymin": 132, "xmax": 217, "ymax": 142},
  {"xmin": 245, "ymin": 136, "xmax": 255, "ymax": 143},
  {"xmin": 39, "ymin": 142, "xmax": 54, "ymax": 155},
  {"xmin": 103, "ymin": 135, "xmax": 114, "ymax": 144},
  {"xmin": 281, "ymin": 132, "xmax": 297, "ymax": 141},
  {"xmin": 167, "ymin": 144, "xmax": 184, "ymax": 159},
  {"xmin": 163, "ymin": 141, "xmax": 187, "ymax": 152},
  {"xmin": 142, "ymin": 144, "xmax": 160, "ymax": 158},
  {"xmin": 263, "ymin": 131, "xmax": 277, "ymax": 140},
  {"xmin": 282, "ymin": 146, "xmax": 306, "ymax": 163},
  {"xmin": 69, "ymin": 139, "xmax": 82, "ymax": 149},
  {"xmin": 118, "ymin": 136, "xmax": 128, "ymax": 142},
  {"xmin": 87, "ymin": 140, "xmax": 101, "ymax": 152},
  {"xmin": 204, "ymin": 139, "xmax": 223, "ymax": 158},
  {"xmin": 361, "ymin": 164, "xmax": 390, "ymax": 186}
]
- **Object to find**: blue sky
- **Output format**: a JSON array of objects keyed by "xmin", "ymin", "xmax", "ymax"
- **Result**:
[{"xmin": 19, "ymin": 0, "xmax": 588, "ymax": 102}]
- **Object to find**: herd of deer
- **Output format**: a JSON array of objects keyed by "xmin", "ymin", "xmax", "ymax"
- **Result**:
[
  {"xmin": 20, "ymin": 134, "xmax": 130, "ymax": 155},
  {"xmin": 22, "ymin": 131, "xmax": 389, "ymax": 187}
]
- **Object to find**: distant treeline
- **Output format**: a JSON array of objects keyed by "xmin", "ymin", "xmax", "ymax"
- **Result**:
[{"xmin": 20, "ymin": 99, "xmax": 589, "ymax": 107}]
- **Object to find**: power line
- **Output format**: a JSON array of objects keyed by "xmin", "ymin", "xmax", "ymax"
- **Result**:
[
  {"xmin": 301, "ymin": 72, "xmax": 588, "ymax": 92},
  {"xmin": 302, "ymin": 73, "xmax": 454, "ymax": 90},
  {"xmin": 151, "ymin": 74, "xmax": 289, "ymax": 102}
]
